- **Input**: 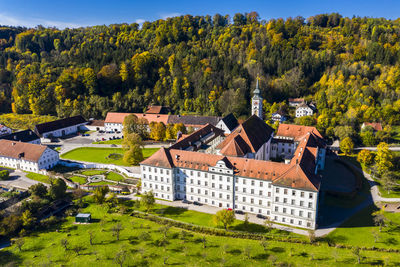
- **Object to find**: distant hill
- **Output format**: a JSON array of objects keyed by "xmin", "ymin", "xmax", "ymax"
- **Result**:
[{"xmin": 0, "ymin": 13, "xmax": 399, "ymax": 140}]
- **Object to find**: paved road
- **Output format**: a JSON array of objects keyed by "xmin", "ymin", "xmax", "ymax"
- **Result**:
[
  {"xmin": 0, "ymin": 170, "xmax": 41, "ymax": 190},
  {"xmin": 354, "ymin": 146, "xmax": 400, "ymax": 151}
]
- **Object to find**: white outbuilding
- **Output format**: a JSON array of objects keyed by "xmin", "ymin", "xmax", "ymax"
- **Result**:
[{"xmin": 0, "ymin": 140, "xmax": 59, "ymax": 173}]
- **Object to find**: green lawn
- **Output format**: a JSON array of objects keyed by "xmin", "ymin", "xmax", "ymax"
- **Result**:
[
  {"xmin": 92, "ymin": 139, "xmax": 123, "ymax": 145},
  {"xmin": 146, "ymin": 204, "xmax": 298, "ymax": 235},
  {"xmin": 105, "ymin": 172, "xmax": 125, "ymax": 182},
  {"xmin": 60, "ymin": 148, "xmax": 128, "ymax": 166},
  {"xmin": 143, "ymin": 148, "xmax": 159, "ymax": 158},
  {"xmin": 375, "ymin": 180, "xmax": 400, "ymax": 198},
  {"xmin": 4, "ymin": 201, "xmax": 400, "ymax": 266},
  {"xmin": 25, "ymin": 172, "xmax": 51, "ymax": 184},
  {"xmin": 60, "ymin": 147, "xmax": 159, "ymax": 166},
  {"xmin": 81, "ymin": 170, "xmax": 106, "ymax": 176},
  {"xmin": 327, "ymin": 205, "xmax": 400, "ymax": 249},
  {"xmin": 69, "ymin": 176, "xmax": 87, "ymax": 185}
]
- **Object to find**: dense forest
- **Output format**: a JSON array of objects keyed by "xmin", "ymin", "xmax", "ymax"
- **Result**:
[{"xmin": 0, "ymin": 12, "xmax": 400, "ymax": 141}]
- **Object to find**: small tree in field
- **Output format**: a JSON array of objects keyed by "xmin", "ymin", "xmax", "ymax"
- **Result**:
[
  {"xmin": 141, "ymin": 191, "xmax": 155, "ymax": 213},
  {"xmin": 213, "ymin": 209, "xmax": 235, "ymax": 230},
  {"xmin": 352, "ymin": 246, "xmax": 361, "ymax": 264},
  {"xmin": 114, "ymin": 249, "xmax": 127, "ymax": 267},
  {"xmin": 112, "ymin": 223, "xmax": 123, "ymax": 241},
  {"xmin": 61, "ymin": 238, "xmax": 68, "ymax": 251},
  {"xmin": 264, "ymin": 216, "xmax": 273, "ymax": 231},
  {"xmin": 308, "ymin": 229, "xmax": 316, "ymax": 243},
  {"xmin": 93, "ymin": 186, "xmax": 109, "ymax": 204},
  {"xmin": 14, "ymin": 238, "xmax": 25, "ymax": 252},
  {"xmin": 88, "ymin": 230, "xmax": 95, "ymax": 245}
]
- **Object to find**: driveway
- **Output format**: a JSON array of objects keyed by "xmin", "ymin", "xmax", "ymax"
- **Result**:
[{"xmin": 0, "ymin": 169, "xmax": 40, "ymax": 190}]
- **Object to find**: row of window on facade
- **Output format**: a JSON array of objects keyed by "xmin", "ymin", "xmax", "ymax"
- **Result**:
[
  {"xmin": 274, "ymin": 206, "xmax": 313, "ymax": 219},
  {"xmin": 274, "ymin": 216, "xmax": 312, "ymax": 228}
]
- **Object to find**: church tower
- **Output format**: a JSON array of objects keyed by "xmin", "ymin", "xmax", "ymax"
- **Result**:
[{"xmin": 251, "ymin": 76, "xmax": 263, "ymax": 119}]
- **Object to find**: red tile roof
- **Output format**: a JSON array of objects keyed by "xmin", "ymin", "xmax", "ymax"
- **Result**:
[
  {"xmin": 0, "ymin": 140, "xmax": 49, "ymax": 162},
  {"xmin": 104, "ymin": 112, "xmax": 169, "ymax": 125},
  {"xmin": 146, "ymin": 106, "xmax": 171, "ymax": 114},
  {"xmin": 276, "ymin": 124, "xmax": 323, "ymax": 141},
  {"xmin": 105, "ymin": 112, "xmax": 131, "ymax": 124},
  {"xmin": 217, "ymin": 115, "xmax": 274, "ymax": 156},
  {"xmin": 133, "ymin": 113, "xmax": 169, "ymax": 124},
  {"xmin": 363, "ymin": 122, "xmax": 382, "ymax": 131}
]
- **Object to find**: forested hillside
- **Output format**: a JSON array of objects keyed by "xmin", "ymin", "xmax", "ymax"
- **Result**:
[{"xmin": 0, "ymin": 13, "xmax": 400, "ymax": 140}]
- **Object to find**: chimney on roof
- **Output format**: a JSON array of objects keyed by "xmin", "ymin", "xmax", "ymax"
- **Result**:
[
  {"xmin": 12, "ymin": 142, "xmax": 16, "ymax": 146},
  {"xmin": 292, "ymin": 180, "xmax": 296, "ymax": 187}
]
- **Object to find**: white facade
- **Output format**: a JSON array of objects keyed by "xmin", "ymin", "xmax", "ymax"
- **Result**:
[
  {"xmin": 0, "ymin": 147, "xmax": 59, "ymax": 173},
  {"xmin": 0, "ymin": 125, "xmax": 12, "ymax": 136},
  {"xmin": 42, "ymin": 123, "xmax": 87, "ymax": 138},
  {"xmin": 141, "ymin": 159, "xmax": 319, "ymax": 229},
  {"xmin": 295, "ymin": 106, "xmax": 314, "ymax": 118},
  {"xmin": 216, "ymin": 120, "xmax": 236, "ymax": 134},
  {"xmin": 105, "ymin": 123, "xmax": 123, "ymax": 132}
]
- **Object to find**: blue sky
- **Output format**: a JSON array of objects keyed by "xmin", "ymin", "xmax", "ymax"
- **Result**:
[{"xmin": 0, "ymin": 0, "xmax": 399, "ymax": 28}]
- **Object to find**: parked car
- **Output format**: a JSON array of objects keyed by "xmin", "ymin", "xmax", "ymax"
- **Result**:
[
  {"xmin": 256, "ymin": 214, "xmax": 266, "ymax": 219},
  {"xmin": 234, "ymin": 210, "xmax": 244, "ymax": 215},
  {"xmin": 99, "ymin": 130, "xmax": 104, "ymax": 133},
  {"xmin": 193, "ymin": 201, "xmax": 202, "ymax": 206},
  {"xmin": 181, "ymin": 199, "xmax": 189, "ymax": 204}
]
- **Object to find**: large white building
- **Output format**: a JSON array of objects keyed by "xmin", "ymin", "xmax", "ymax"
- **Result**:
[
  {"xmin": 34, "ymin": 115, "xmax": 87, "ymax": 138},
  {"xmin": 141, "ymin": 82, "xmax": 326, "ymax": 230},
  {"xmin": 0, "ymin": 140, "xmax": 59, "ymax": 173}
]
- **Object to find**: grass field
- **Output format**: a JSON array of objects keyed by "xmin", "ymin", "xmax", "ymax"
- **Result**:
[
  {"xmin": 69, "ymin": 176, "xmax": 87, "ymax": 185},
  {"xmin": 0, "ymin": 113, "xmax": 57, "ymax": 130},
  {"xmin": 92, "ymin": 139, "xmax": 123, "ymax": 145},
  {"xmin": 2, "ymin": 200, "xmax": 400, "ymax": 266},
  {"xmin": 80, "ymin": 170, "xmax": 106, "ymax": 176},
  {"xmin": 105, "ymin": 172, "xmax": 125, "ymax": 182},
  {"xmin": 143, "ymin": 148, "xmax": 159, "ymax": 158},
  {"xmin": 25, "ymin": 172, "xmax": 51, "ymax": 184},
  {"xmin": 60, "ymin": 147, "xmax": 159, "ymax": 166},
  {"xmin": 327, "ymin": 205, "xmax": 400, "ymax": 249},
  {"xmin": 61, "ymin": 148, "xmax": 128, "ymax": 166}
]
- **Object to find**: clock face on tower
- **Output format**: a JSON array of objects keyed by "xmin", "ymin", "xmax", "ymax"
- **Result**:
[{"xmin": 254, "ymin": 101, "xmax": 258, "ymax": 106}]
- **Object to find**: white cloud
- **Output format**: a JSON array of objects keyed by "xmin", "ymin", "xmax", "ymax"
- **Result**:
[
  {"xmin": 0, "ymin": 13, "xmax": 81, "ymax": 29},
  {"xmin": 135, "ymin": 18, "xmax": 145, "ymax": 24},
  {"xmin": 160, "ymin": 12, "xmax": 181, "ymax": 20}
]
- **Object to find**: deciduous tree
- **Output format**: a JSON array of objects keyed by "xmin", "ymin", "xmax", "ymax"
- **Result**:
[{"xmin": 213, "ymin": 209, "xmax": 235, "ymax": 230}]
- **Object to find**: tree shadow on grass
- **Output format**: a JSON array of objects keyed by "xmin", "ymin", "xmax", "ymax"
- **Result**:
[
  {"xmin": 270, "ymin": 247, "xmax": 285, "ymax": 253},
  {"xmin": 383, "ymin": 237, "xmax": 398, "ymax": 245},
  {"xmin": 364, "ymin": 259, "xmax": 384, "ymax": 266},
  {"xmin": 0, "ymin": 250, "xmax": 22, "ymax": 265},
  {"xmin": 154, "ymin": 206, "xmax": 188, "ymax": 217},
  {"xmin": 228, "ymin": 249, "xmax": 242, "ymax": 255},
  {"xmin": 253, "ymin": 253, "xmax": 269, "ymax": 260},
  {"xmin": 232, "ymin": 222, "xmax": 266, "ymax": 233}
]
